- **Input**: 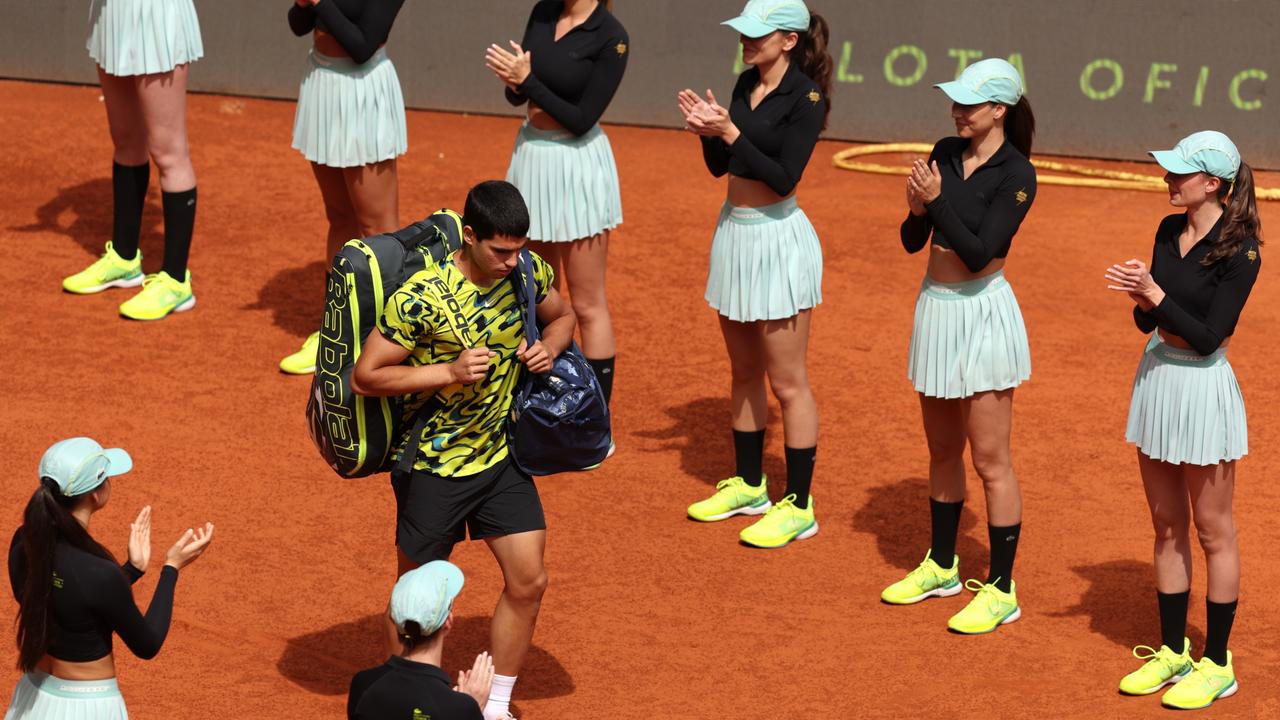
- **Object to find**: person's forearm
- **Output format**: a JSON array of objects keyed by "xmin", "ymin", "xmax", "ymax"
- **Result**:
[
  {"xmin": 539, "ymin": 312, "xmax": 577, "ymax": 359},
  {"xmin": 353, "ymin": 363, "xmax": 455, "ymax": 397}
]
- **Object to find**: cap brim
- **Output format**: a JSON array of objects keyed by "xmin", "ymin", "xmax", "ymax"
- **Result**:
[
  {"xmin": 102, "ymin": 448, "xmax": 133, "ymax": 477},
  {"xmin": 722, "ymin": 16, "xmax": 777, "ymax": 39},
  {"xmin": 934, "ymin": 81, "xmax": 989, "ymax": 106},
  {"xmin": 424, "ymin": 560, "xmax": 465, "ymax": 600},
  {"xmin": 1148, "ymin": 150, "xmax": 1201, "ymax": 175}
]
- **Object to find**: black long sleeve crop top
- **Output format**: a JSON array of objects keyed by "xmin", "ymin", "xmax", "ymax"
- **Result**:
[
  {"xmin": 699, "ymin": 62, "xmax": 826, "ymax": 197},
  {"xmin": 900, "ymin": 137, "xmax": 1038, "ymax": 273},
  {"xmin": 1132, "ymin": 213, "xmax": 1261, "ymax": 355},
  {"xmin": 503, "ymin": 0, "xmax": 629, "ymax": 137},
  {"xmin": 288, "ymin": 0, "xmax": 405, "ymax": 65},
  {"xmin": 8, "ymin": 528, "xmax": 178, "ymax": 662}
]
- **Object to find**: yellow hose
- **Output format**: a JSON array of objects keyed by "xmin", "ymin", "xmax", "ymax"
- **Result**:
[{"xmin": 833, "ymin": 143, "xmax": 1280, "ymax": 200}]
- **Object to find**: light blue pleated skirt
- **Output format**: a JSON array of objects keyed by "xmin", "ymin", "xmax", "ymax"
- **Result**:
[
  {"xmin": 705, "ymin": 197, "xmax": 823, "ymax": 322},
  {"xmin": 907, "ymin": 270, "xmax": 1031, "ymax": 399},
  {"xmin": 291, "ymin": 48, "xmax": 408, "ymax": 168},
  {"xmin": 4, "ymin": 673, "xmax": 127, "ymax": 719},
  {"xmin": 505, "ymin": 122, "xmax": 623, "ymax": 242},
  {"xmin": 1126, "ymin": 334, "xmax": 1248, "ymax": 466},
  {"xmin": 87, "ymin": 0, "xmax": 203, "ymax": 77}
]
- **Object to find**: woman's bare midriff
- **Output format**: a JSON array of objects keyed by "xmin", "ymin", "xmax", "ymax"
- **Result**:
[
  {"xmin": 36, "ymin": 654, "xmax": 117, "ymax": 681},
  {"xmin": 313, "ymin": 30, "xmax": 385, "ymax": 60},
  {"xmin": 1157, "ymin": 330, "xmax": 1229, "ymax": 352},
  {"xmin": 727, "ymin": 175, "xmax": 792, "ymax": 209},
  {"xmin": 926, "ymin": 245, "xmax": 1005, "ymax": 284},
  {"xmin": 526, "ymin": 103, "xmax": 567, "ymax": 131}
]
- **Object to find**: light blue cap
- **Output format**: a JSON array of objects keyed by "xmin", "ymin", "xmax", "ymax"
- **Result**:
[
  {"xmin": 390, "ymin": 561, "xmax": 464, "ymax": 637},
  {"xmin": 39, "ymin": 437, "xmax": 132, "ymax": 497},
  {"xmin": 935, "ymin": 58, "xmax": 1024, "ymax": 106},
  {"xmin": 723, "ymin": 0, "xmax": 811, "ymax": 38},
  {"xmin": 1149, "ymin": 130, "xmax": 1241, "ymax": 181}
]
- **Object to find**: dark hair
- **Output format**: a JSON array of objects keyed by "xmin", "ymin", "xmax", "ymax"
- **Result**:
[
  {"xmin": 601, "ymin": 0, "xmax": 611, "ymax": 9},
  {"xmin": 396, "ymin": 619, "xmax": 442, "ymax": 653},
  {"xmin": 16, "ymin": 479, "xmax": 116, "ymax": 672},
  {"xmin": 1205, "ymin": 161, "xmax": 1263, "ymax": 266},
  {"xmin": 792, "ymin": 14, "xmax": 833, "ymax": 131},
  {"xmin": 463, "ymin": 180, "xmax": 530, "ymax": 241},
  {"xmin": 1002, "ymin": 96, "xmax": 1035, "ymax": 158}
]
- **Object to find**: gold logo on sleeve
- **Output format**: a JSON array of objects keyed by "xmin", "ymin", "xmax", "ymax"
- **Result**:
[
  {"xmin": 1247, "ymin": 249, "xmax": 1258, "ymax": 262},
  {"xmin": 616, "ymin": 42, "xmax": 627, "ymax": 56},
  {"xmin": 1015, "ymin": 188, "xmax": 1028, "ymax": 204},
  {"xmin": 807, "ymin": 90, "xmax": 820, "ymax": 104}
]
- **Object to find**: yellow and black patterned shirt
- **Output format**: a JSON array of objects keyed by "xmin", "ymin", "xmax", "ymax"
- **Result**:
[{"xmin": 378, "ymin": 253, "xmax": 553, "ymax": 476}]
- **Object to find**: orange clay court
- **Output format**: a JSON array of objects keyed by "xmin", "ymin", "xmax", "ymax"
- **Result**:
[{"xmin": 1, "ymin": 79, "xmax": 1278, "ymax": 719}]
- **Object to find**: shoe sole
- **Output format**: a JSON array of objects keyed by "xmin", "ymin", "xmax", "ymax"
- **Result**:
[
  {"xmin": 1162, "ymin": 679, "xmax": 1238, "ymax": 710},
  {"xmin": 64, "ymin": 274, "xmax": 144, "ymax": 295},
  {"xmin": 580, "ymin": 443, "xmax": 617, "ymax": 471},
  {"xmin": 689, "ymin": 499, "xmax": 772, "ymax": 523},
  {"xmin": 280, "ymin": 363, "xmax": 317, "ymax": 375},
  {"xmin": 739, "ymin": 520, "xmax": 819, "ymax": 548},
  {"xmin": 948, "ymin": 605, "xmax": 1021, "ymax": 635},
  {"xmin": 881, "ymin": 581, "xmax": 963, "ymax": 605},
  {"xmin": 1120, "ymin": 671, "xmax": 1190, "ymax": 696},
  {"xmin": 121, "ymin": 294, "xmax": 195, "ymax": 321}
]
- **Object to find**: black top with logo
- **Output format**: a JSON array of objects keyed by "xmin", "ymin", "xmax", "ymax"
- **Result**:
[
  {"xmin": 8, "ymin": 528, "xmax": 178, "ymax": 662},
  {"xmin": 505, "ymin": 0, "xmax": 630, "ymax": 136},
  {"xmin": 1133, "ymin": 213, "xmax": 1262, "ymax": 355},
  {"xmin": 348, "ymin": 656, "xmax": 483, "ymax": 720},
  {"xmin": 900, "ymin": 137, "xmax": 1038, "ymax": 273},
  {"xmin": 287, "ymin": 0, "xmax": 406, "ymax": 65},
  {"xmin": 700, "ymin": 61, "xmax": 827, "ymax": 197}
]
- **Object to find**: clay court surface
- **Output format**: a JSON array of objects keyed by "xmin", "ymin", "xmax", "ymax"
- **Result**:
[{"xmin": 2, "ymin": 79, "xmax": 1279, "ymax": 718}]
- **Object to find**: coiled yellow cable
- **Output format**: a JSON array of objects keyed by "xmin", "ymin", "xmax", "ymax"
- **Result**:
[{"xmin": 833, "ymin": 143, "xmax": 1280, "ymax": 200}]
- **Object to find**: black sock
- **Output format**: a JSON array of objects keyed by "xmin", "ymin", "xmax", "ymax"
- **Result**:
[
  {"xmin": 1204, "ymin": 598, "xmax": 1237, "ymax": 666},
  {"xmin": 586, "ymin": 356, "xmax": 615, "ymax": 405},
  {"xmin": 161, "ymin": 187, "xmax": 196, "ymax": 280},
  {"xmin": 111, "ymin": 162, "xmax": 149, "ymax": 260},
  {"xmin": 929, "ymin": 499, "xmax": 963, "ymax": 570},
  {"xmin": 986, "ymin": 523, "xmax": 1021, "ymax": 593},
  {"xmin": 783, "ymin": 446, "xmax": 815, "ymax": 509},
  {"xmin": 1156, "ymin": 590, "xmax": 1190, "ymax": 652},
  {"xmin": 732, "ymin": 429, "xmax": 765, "ymax": 487}
]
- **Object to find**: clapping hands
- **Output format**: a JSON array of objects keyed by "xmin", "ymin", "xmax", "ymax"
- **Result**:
[
  {"xmin": 677, "ymin": 89, "xmax": 735, "ymax": 141},
  {"xmin": 455, "ymin": 651, "xmax": 495, "ymax": 711},
  {"xmin": 486, "ymin": 42, "xmax": 532, "ymax": 88}
]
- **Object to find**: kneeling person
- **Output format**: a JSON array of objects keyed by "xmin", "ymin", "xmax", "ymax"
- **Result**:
[{"xmin": 352, "ymin": 180, "xmax": 575, "ymax": 720}]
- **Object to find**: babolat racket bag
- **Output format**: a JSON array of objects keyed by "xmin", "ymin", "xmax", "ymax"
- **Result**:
[
  {"xmin": 306, "ymin": 209, "xmax": 464, "ymax": 478},
  {"xmin": 507, "ymin": 249, "xmax": 612, "ymax": 475}
]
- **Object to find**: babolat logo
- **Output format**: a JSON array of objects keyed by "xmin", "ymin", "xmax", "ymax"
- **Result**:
[
  {"xmin": 423, "ymin": 275, "xmax": 476, "ymax": 346},
  {"xmin": 317, "ymin": 264, "xmax": 358, "ymax": 464}
]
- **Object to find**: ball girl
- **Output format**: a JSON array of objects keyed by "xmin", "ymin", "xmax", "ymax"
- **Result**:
[
  {"xmin": 281, "ymin": 0, "xmax": 408, "ymax": 374},
  {"xmin": 64, "ymin": 0, "xmax": 203, "ymax": 320},
  {"xmin": 6, "ymin": 437, "xmax": 214, "ymax": 718},
  {"xmin": 879, "ymin": 58, "xmax": 1037, "ymax": 635},
  {"xmin": 678, "ymin": 0, "xmax": 831, "ymax": 549},
  {"xmin": 1105, "ymin": 131, "xmax": 1260, "ymax": 710},
  {"xmin": 485, "ymin": 0, "xmax": 628, "ymax": 409}
]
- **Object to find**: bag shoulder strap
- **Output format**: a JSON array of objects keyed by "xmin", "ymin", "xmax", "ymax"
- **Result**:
[{"xmin": 510, "ymin": 248, "xmax": 540, "ymax": 345}]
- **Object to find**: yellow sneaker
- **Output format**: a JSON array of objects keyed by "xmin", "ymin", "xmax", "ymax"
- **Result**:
[
  {"xmin": 946, "ymin": 579, "xmax": 1020, "ymax": 634},
  {"xmin": 687, "ymin": 475, "xmax": 770, "ymax": 522},
  {"xmin": 1119, "ymin": 639, "xmax": 1192, "ymax": 695},
  {"xmin": 62, "ymin": 242, "xmax": 143, "ymax": 294},
  {"xmin": 880, "ymin": 551, "xmax": 962, "ymax": 605},
  {"xmin": 280, "ymin": 331, "xmax": 321, "ymax": 375},
  {"xmin": 119, "ymin": 271, "xmax": 195, "ymax": 320},
  {"xmin": 738, "ymin": 494, "xmax": 817, "ymax": 548},
  {"xmin": 1161, "ymin": 653, "xmax": 1238, "ymax": 710}
]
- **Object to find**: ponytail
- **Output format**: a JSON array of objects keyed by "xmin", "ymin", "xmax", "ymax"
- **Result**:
[
  {"xmin": 793, "ymin": 13, "xmax": 833, "ymax": 130},
  {"xmin": 1003, "ymin": 96, "xmax": 1035, "ymax": 158},
  {"xmin": 15, "ymin": 479, "xmax": 115, "ymax": 672},
  {"xmin": 1205, "ymin": 161, "xmax": 1263, "ymax": 266}
]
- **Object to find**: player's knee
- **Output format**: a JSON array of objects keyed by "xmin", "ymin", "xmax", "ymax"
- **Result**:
[
  {"xmin": 569, "ymin": 292, "xmax": 607, "ymax": 323},
  {"xmin": 1193, "ymin": 516, "xmax": 1236, "ymax": 555},
  {"xmin": 970, "ymin": 450, "xmax": 1011, "ymax": 483},
  {"xmin": 505, "ymin": 569, "xmax": 548, "ymax": 605},
  {"xmin": 767, "ymin": 376, "xmax": 810, "ymax": 408}
]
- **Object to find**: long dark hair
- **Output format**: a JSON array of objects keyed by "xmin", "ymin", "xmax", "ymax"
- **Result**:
[
  {"xmin": 15, "ymin": 479, "xmax": 116, "ymax": 672},
  {"xmin": 1205, "ymin": 161, "xmax": 1263, "ymax": 266},
  {"xmin": 1003, "ymin": 96, "xmax": 1035, "ymax": 158},
  {"xmin": 792, "ymin": 13, "xmax": 833, "ymax": 130}
]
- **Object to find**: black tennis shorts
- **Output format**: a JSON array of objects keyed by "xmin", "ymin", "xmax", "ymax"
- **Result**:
[{"xmin": 391, "ymin": 456, "xmax": 545, "ymax": 564}]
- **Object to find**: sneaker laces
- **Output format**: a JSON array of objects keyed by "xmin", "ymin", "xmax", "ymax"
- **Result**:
[
  {"xmin": 1131, "ymin": 644, "xmax": 1182, "ymax": 670},
  {"xmin": 963, "ymin": 579, "xmax": 1007, "ymax": 611},
  {"xmin": 713, "ymin": 476, "xmax": 745, "ymax": 493},
  {"xmin": 770, "ymin": 493, "xmax": 798, "ymax": 512}
]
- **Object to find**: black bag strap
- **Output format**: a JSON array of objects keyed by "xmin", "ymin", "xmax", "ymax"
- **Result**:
[
  {"xmin": 511, "ymin": 248, "xmax": 540, "ymax": 344},
  {"xmin": 393, "ymin": 264, "xmax": 475, "ymax": 477}
]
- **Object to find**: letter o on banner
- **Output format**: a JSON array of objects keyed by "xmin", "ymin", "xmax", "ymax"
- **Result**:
[
  {"xmin": 1080, "ymin": 59, "xmax": 1124, "ymax": 100},
  {"xmin": 884, "ymin": 45, "xmax": 928, "ymax": 87}
]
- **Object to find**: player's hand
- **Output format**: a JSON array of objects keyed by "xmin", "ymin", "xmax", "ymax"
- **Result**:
[
  {"xmin": 455, "ymin": 651, "xmax": 495, "ymax": 711},
  {"xmin": 452, "ymin": 347, "xmax": 497, "ymax": 384},
  {"xmin": 906, "ymin": 174, "xmax": 927, "ymax": 216},
  {"xmin": 164, "ymin": 523, "xmax": 214, "ymax": 571},
  {"xmin": 677, "ymin": 89, "xmax": 713, "ymax": 129},
  {"xmin": 485, "ymin": 42, "xmax": 532, "ymax": 86},
  {"xmin": 1105, "ymin": 259, "xmax": 1161, "ymax": 308},
  {"xmin": 516, "ymin": 339, "xmax": 553, "ymax": 374},
  {"xmin": 127, "ymin": 506, "xmax": 151, "ymax": 573},
  {"xmin": 909, "ymin": 159, "xmax": 943, "ymax": 203}
]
